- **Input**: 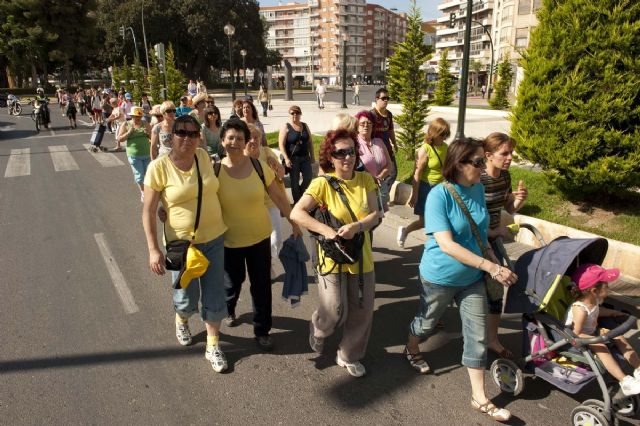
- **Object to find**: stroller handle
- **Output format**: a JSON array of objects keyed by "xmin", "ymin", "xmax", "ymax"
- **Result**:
[{"xmin": 574, "ymin": 315, "xmax": 637, "ymax": 346}]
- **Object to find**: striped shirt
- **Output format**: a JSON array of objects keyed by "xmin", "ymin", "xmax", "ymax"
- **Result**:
[{"xmin": 481, "ymin": 169, "xmax": 511, "ymax": 229}]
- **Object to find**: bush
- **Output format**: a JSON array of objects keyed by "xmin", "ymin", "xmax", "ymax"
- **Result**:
[
  {"xmin": 434, "ymin": 49, "xmax": 455, "ymax": 106},
  {"xmin": 511, "ymin": 0, "xmax": 640, "ymax": 197},
  {"xmin": 489, "ymin": 56, "xmax": 513, "ymax": 110}
]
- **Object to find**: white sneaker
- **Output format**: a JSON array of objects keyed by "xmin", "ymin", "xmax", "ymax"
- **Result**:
[
  {"xmin": 620, "ymin": 375, "xmax": 640, "ymax": 396},
  {"xmin": 205, "ymin": 345, "xmax": 228, "ymax": 373},
  {"xmin": 175, "ymin": 322, "xmax": 192, "ymax": 346},
  {"xmin": 336, "ymin": 355, "xmax": 366, "ymax": 377},
  {"xmin": 397, "ymin": 226, "xmax": 408, "ymax": 248}
]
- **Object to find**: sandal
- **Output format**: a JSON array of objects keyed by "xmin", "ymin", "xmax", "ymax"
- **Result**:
[
  {"xmin": 403, "ymin": 346, "xmax": 431, "ymax": 374},
  {"xmin": 489, "ymin": 346, "xmax": 515, "ymax": 359},
  {"xmin": 471, "ymin": 397, "xmax": 511, "ymax": 422}
]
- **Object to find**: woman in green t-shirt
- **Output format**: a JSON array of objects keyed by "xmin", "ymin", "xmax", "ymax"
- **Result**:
[
  {"xmin": 117, "ymin": 106, "xmax": 151, "ymax": 202},
  {"xmin": 397, "ymin": 118, "xmax": 450, "ymax": 247}
]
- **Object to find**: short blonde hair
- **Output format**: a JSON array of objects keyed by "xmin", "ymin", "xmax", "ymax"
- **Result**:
[
  {"xmin": 160, "ymin": 101, "xmax": 176, "ymax": 113},
  {"xmin": 331, "ymin": 113, "xmax": 357, "ymax": 133},
  {"xmin": 246, "ymin": 123, "xmax": 262, "ymax": 142}
]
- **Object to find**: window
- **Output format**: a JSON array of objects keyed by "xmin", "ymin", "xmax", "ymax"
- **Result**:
[
  {"xmin": 533, "ymin": 0, "xmax": 543, "ymax": 9},
  {"xmin": 518, "ymin": 0, "xmax": 531, "ymax": 15},
  {"xmin": 515, "ymin": 27, "xmax": 529, "ymax": 47},
  {"xmin": 500, "ymin": 26, "xmax": 512, "ymax": 43},
  {"xmin": 502, "ymin": 5, "xmax": 513, "ymax": 21}
]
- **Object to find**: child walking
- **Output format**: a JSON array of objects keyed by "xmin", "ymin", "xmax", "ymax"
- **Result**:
[{"xmin": 565, "ymin": 263, "xmax": 640, "ymax": 396}]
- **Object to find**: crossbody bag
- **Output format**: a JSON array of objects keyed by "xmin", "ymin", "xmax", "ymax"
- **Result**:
[{"xmin": 442, "ymin": 181, "xmax": 504, "ymax": 301}]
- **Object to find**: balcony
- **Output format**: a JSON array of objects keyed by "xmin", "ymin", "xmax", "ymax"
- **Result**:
[
  {"xmin": 436, "ymin": 39, "xmax": 461, "ymax": 49},
  {"xmin": 437, "ymin": 0, "xmax": 462, "ymax": 11}
]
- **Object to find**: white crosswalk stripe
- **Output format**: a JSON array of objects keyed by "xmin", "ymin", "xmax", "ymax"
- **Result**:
[
  {"xmin": 4, "ymin": 148, "xmax": 31, "ymax": 177},
  {"xmin": 82, "ymin": 144, "xmax": 125, "ymax": 167},
  {"xmin": 48, "ymin": 145, "xmax": 79, "ymax": 171}
]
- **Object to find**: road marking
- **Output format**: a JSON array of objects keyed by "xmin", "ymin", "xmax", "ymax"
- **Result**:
[
  {"xmin": 0, "ymin": 124, "xmax": 15, "ymax": 132},
  {"xmin": 48, "ymin": 145, "xmax": 79, "ymax": 171},
  {"xmin": 94, "ymin": 233, "xmax": 139, "ymax": 314},
  {"xmin": 83, "ymin": 144, "xmax": 125, "ymax": 167},
  {"xmin": 49, "ymin": 127, "xmax": 56, "ymax": 136},
  {"xmin": 4, "ymin": 148, "xmax": 30, "ymax": 177},
  {"xmin": 77, "ymin": 119, "xmax": 94, "ymax": 127},
  {"xmin": 27, "ymin": 131, "xmax": 92, "ymax": 140}
]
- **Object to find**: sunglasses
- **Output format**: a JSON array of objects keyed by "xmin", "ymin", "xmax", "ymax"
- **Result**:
[
  {"xmin": 164, "ymin": 109, "xmax": 176, "ymax": 114},
  {"xmin": 463, "ymin": 157, "xmax": 487, "ymax": 168},
  {"xmin": 290, "ymin": 111, "xmax": 301, "ymax": 115},
  {"xmin": 331, "ymin": 147, "xmax": 356, "ymax": 159},
  {"xmin": 359, "ymin": 121, "xmax": 372, "ymax": 127},
  {"xmin": 174, "ymin": 129, "xmax": 200, "ymax": 138},
  {"xmin": 378, "ymin": 96, "xmax": 389, "ymax": 101}
]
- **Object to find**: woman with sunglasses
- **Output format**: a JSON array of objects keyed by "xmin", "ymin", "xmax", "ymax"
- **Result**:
[
  {"xmin": 201, "ymin": 106, "xmax": 223, "ymax": 158},
  {"xmin": 118, "ymin": 106, "xmax": 152, "ymax": 202},
  {"xmin": 355, "ymin": 110, "xmax": 391, "ymax": 211},
  {"xmin": 143, "ymin": 114, "xmax": 229, "ymax": 373},
  {"xmin": 290, "ymin": 129, "xmax": 380, "ymax": 378},
  {"xmin": 150, "ymin": 101, "xmax": 177, "ymax": 160},
  {"xmin": 278, "ymin": 105, "xmax": 314, "ymax": 203},
  {"xmin": 218, "ymin": 119, "xmax": 302, "ymax": 351},
  {"xmin": 241, "ymin": 101, "xmax": 267, "ymax": 147},
  {"xmin": 481, "ymin": 132, "xmax": 528, "ymax": 360},
  {"xmin": 403, "ymin": 138, "xmax": 517, "ymax": 422},
  {"xmin": 398, "ymin": 118, "xmax": 451, "ymax": 247}
]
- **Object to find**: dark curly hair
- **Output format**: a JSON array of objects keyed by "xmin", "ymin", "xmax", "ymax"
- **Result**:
[
  {"xmin": 242, "ymin": 100, "xmax": 258, "ymax": 121},
  {"xmin": 318, "ymin": 129, "xmax": 359, "ymax": 172},
  {"xmin": 220, "ymin": 118, "xmax": 250, "ymax": 141}
]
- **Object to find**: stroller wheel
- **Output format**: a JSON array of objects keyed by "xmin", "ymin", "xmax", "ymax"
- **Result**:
[
  {"xmin": 582, "ymin": 399, "xmax": 618, "ymax": 425},
  {"xmin": 610, "ymin": 392, "xmax": 639, "ymax": 418},
  {"xmin": 490, "ymin": 358, "xmax": 524, "ymax": 396},
  {"xmin": 571, "ymin": 404, "xmax": 610, "ymax": 426}
]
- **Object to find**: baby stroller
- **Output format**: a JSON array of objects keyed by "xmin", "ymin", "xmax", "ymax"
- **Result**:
[{"xmin": 490, "ymin": 236, "xmax": 639, "ymax": 426}]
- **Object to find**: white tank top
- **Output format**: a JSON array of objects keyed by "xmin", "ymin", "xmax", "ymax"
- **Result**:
[{"xmin": 565, "ymin": 301, "xmax": 599, "ymax": 335}]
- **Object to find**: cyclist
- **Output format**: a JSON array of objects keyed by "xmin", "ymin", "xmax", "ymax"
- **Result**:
[{"xmin": 34, "ymin": 88, "xmax": 51, "ymax": 128}]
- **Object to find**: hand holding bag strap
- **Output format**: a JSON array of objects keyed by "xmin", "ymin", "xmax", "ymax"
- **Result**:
[{"xmin": 442, "ymin": 181, "xmax": 490, "ymax": 259}]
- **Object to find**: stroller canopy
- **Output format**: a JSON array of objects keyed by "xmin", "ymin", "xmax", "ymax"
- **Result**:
[{"xmin": 504, "ymin": 237, "xmax": 609, "ymax": 314}]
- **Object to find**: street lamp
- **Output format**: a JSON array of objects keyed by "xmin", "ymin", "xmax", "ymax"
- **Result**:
[
  {"xmin": 224, "ymin": 23, "xmax": 236, "ymax": 101},
  {"xmin": 119, "ymin": 26, "xmax": 140, "ymax": 64},
  {"xmin": 240, "ymin": 49, "xmax": 247, "ymax": 97},
  {"xmin": 141, "ymin": 1, "xmax": 150, "ymax": 73},
  {"xmin": 341, "ymin": 33, "xmax": 349, "ymax": 109},
  {"xmin": 472, "ymin": 19, "xmax": 495, "ymax": 100},
  {"xmin": 455, "ymin": 0, "xmax": 474, "ymax": 139}
]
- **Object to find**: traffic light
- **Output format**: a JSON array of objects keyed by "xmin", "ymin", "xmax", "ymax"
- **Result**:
[
  {"xmin": 119, "ymin": 26, "xmax": 125, "ymax": 38},
  {"xmin": 154, "ymin": 43, "xmax": 165, "ymax": 72},
  {"xmin": 449, "ymin": 13, "xmax": 456, "ymax": 28}
]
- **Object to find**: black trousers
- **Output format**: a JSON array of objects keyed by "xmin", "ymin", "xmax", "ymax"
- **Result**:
[{"xmin": 224, "ymin": 237, "xmax": 272, "ymax": 337}]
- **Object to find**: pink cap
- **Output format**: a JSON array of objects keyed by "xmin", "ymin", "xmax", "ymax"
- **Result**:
[{"xmin": 572, "ymin": 263, "xmax": 620, "ymax": 291}]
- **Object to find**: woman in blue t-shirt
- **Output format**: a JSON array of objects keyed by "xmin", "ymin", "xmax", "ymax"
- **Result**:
[{"xmin": 403, "ymin": 138, "xmax": 518, "ymax": 422}]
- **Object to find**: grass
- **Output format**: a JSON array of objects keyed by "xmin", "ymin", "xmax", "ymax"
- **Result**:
[{"xmin": 266, "ymin": 130, "xmax": 640, "ymax": 245}]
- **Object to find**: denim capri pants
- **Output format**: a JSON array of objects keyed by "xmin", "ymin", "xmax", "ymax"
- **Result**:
[
  {"xmin": 172, "ymin": 234, "xmax": 228, "ymax": 322},
  {"xmin": 413, "ymin": 181, "xmax": 433, "ymax": 216},
  {"xmin": 409, "ymin": 276, "xmax": 488, "ymax": 368},
  {"xmin": 127, "ymin": 155, "xmax": 151, "ymax": 184}
]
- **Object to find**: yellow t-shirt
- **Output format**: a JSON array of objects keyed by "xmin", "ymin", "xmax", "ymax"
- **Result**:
[
  {"xmin": 420, "ymin": 143, "xmax": 448, "ymax": 184},
  {"xmin": 217, "ymin": 159, "xmax": 275, "ymax": 248},
  {"xmin": 305, "ymin": 171, "xmax": 377, "ymax": 274},
  {"xmin": 258, "ymin": 146, "xmax": 285, "ymax": 209},
  {"xmin": 144, "ymin": 148, "xmax": 227, "ymax": 244}
]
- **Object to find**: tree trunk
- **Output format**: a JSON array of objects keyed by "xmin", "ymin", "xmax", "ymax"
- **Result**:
[
  {"xmin": 31, "ymin": 62, "xmax": 38, "ymax": 88},
  {"xmin": 6, "ymin": 66, "xmax": 17, "ymax": 89}
]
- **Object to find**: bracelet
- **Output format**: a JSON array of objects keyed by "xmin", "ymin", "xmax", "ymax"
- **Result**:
[
  {"xmin": 490, "ymin": 266, "xmax": 503, "ymax": 280},
  {"xmin": 477, "ymin": 258, "xmax": 485, "ymax": 270}
]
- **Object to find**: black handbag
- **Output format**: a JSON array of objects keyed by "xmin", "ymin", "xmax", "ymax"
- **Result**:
[{"xmin": 164, "ymin": 155, "xmax": 203, "ymax": 271}]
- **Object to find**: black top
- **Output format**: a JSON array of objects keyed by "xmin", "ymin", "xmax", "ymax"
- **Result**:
[{"xmin": 285, "ymin": 122, "xmax": 310, "ymax": 158}]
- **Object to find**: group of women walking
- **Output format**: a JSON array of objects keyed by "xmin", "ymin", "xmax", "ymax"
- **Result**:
[{"xmin": 139, "ymin": 94, "xmax": 527, "ymax": 422}]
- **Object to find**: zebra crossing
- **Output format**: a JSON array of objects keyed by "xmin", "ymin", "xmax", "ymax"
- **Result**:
[{"xmin": 3, "ymin": 145, "xmax": 126, "ymax": 178}]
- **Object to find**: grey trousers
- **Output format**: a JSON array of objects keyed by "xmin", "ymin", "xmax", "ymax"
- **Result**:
[{"xmin": 311, "ymin": 271, "xmax": 376, "ymax": 362}]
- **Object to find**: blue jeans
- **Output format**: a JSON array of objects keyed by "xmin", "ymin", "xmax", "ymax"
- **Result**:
[
  {"xmin": 290, "ymin": 156, "xmax": 312, "ymax": 203},
  {"xmin": 172, "ymin": 235, "xmax": 227, "ymax": 322},
  {"xmin": 127, "ymin": 155, "xmax": 151, "ymax": 184},
  {"xmin": 409, "ymin": 276, "xmax": 488, "ymax": 368}
]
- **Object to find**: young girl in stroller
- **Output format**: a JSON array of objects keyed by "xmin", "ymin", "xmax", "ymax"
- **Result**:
[{"xmin": 565, "ymin": 263, "xmax": 640, "ymax": 396}]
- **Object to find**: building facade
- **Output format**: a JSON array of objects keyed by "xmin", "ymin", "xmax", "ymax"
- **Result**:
[{"xmin": 260, "ymin": 0, "xmax": 406, "ymax": 85}]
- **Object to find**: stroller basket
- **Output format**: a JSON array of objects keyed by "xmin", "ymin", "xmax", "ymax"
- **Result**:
[{"xmin": 535, "ymin": 360, "xmax": 596, "ymax": 394}]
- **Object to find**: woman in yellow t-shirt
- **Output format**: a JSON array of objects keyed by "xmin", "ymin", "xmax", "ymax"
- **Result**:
[
  {"xmin": 142, "ymin": 115, "xmax": 229, "ymax": 373},
  {"xmin": 290, "ymin": 129, "xmax": 380, "ymax": 378},
  {"xmin": 217, "ymin": 119, "xmax": 301, "ymax": 351},
  {"xmin": 397, "ymin": 118, "xmax": 450, "ymax": 248}
]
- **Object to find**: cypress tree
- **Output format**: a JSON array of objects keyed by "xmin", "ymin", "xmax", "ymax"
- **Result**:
[
  {"xmin": 489, "ymin": 55, "xmax": 513, "ymax": 110},
  {"xmin": 165, "ymin": 44, "xmax": 185, "ymax": 103},
  {"xmin": 434, "ymin": 48, "xmax": 455, "ymax": 106},
  {"xmin": 512, "ymin": 0, "xmax": 640, "ymax": 197},
  {"xmin": 147, "ymin": 52, "xmax": 163, "ymax": 103},
  {"xmin": 385, "ymin": 0, "xmax": 432, "ymax": 160}
]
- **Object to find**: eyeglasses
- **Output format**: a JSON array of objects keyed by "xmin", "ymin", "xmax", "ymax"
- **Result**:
[
  {"xmin": 290, "ymin": 111, "xmax": 301, "ymax": 115},
  {"xmin": 207, "ymin": 112, "xmax": 217, "ymax": 115},
  {"xmin": 378, "ymin": 96, "xmax": 389, "ymax": 101},
  {"xmin": 359, "ymin": 121, "xmax": 372, "ymax": 127},
  {"xmin": 164, "ymin": 109, "xmax": 176, "ymax": 114},
  {"xmin": 330, "ymin": 147, "xmax": 356, "ymax": 159},
  {"xmin": 463, "ymin": 157, "xmax": 487, "ymax": 168},
  {"xmin": 174, "ymin": 129, "xmax": 200, "ymax": 139}
]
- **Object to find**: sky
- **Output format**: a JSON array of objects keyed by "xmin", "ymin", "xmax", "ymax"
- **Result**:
[{"xmin": 258, "ymin": 0, "xmax": 440, "ymax": 20}]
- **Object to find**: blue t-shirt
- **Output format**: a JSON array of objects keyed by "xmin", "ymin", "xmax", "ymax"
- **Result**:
[
  {"xmin": 175, "ymin": 106, "xmax": 193, "ymax": 117},
  {"xmin": 419, "ymin": 182, "xmax": 489, "ymax": 286}
]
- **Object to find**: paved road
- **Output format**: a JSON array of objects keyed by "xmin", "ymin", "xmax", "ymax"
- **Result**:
[{"xmin": 1, "ymin": 106, "xmax": 638, "ymax": 425}]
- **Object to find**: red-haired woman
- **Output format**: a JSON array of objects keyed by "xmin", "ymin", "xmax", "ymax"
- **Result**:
[{"xmin": 290, "ymin": 129, "xmax": 380, "ymax": 378}]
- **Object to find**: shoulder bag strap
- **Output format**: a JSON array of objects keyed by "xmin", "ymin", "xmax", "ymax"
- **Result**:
[
  {"xmin": 442, "ymin": 181, "xmax": 489, "ymax": 258},
  {"xmin": 249, "ymin": 157, "xmax": 267, "ymax": 191},
  {"xmin": 323, "ymin": 176, "xmax": 358, "ymax": 223},
  {"xmin": 428, "ymin": 143, "xmax": 443, "ymax": 167},
  {"xmin": 192, "ymin": 154, "xmax": 203, "ymax": 242}
]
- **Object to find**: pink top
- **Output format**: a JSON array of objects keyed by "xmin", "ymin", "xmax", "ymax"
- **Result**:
[{"xmin": 357, "ymin": 135, "xmax": 388, "ymax": 178}]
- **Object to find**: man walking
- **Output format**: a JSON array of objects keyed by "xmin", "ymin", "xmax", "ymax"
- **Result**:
[
  {"xmin": 370, "ymin": 87, "xmax": 398, "ymax": 185},
  {"xmin": 315, "ymin": 80, "xmax": 326, "ymax": 109},
  {"xmin": 352, "ymin": 82, "xmax": 360, "ymax": 105},
  {"xmin": 481, "ymin": 84, "xmax": 486, "ymax": 99}
]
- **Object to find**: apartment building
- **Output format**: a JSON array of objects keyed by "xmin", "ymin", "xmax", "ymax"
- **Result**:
[{"xmin": 260, "ymin": 0, "xmax": 406, "ymax": 85}]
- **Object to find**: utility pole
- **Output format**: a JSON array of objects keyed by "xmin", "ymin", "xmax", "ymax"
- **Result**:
[
  {"xmin": 141, "ymin": 1, "xmax": 150, "ymax": 73},
  {"xmin": 455, "ymin": 0, "xmax": 473, "ymax": 140}
]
